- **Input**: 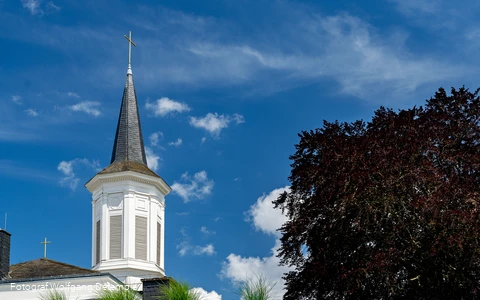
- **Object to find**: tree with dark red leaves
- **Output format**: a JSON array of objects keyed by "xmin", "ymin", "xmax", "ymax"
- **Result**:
[{"xmin": 274, "ymin": 87, "xmax": 480, "ymax": 300}]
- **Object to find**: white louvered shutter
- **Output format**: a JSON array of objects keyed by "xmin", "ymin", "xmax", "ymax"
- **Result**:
[
  {"xmin": 96, "ymin": 220, "xmax": 100, "ymax": 264},
  {"xmin": 110, "ymin": 215, "xmax": 122, "ymax": 259},
  {"xmin": 135, "ymin": 216, "xmax": 148, "ymax": 260},
  {"xmin": 156, "ymin": 222, "xmax": 161, "ymax": 265}
]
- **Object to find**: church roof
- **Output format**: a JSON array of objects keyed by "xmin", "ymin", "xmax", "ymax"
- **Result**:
[
  {"xmin": 110, "ymin": 72, "xmax": 148, "ymax": 167},
  {"xmin": 98, "ymin": 161, "xmax": 159, "ymax": 178},
  {"xmin": 8, "ymin": 258, "xmax": 98, "ymax": 280}
]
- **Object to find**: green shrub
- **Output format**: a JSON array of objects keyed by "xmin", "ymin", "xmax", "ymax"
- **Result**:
[
  {"xmin": 157, "ymin": 279, "xmax": 203, "ymax": 300},
  {"xmin": 96, "ymin": 286, "xmax": 141, "ymax": 300},
  {"xmin": 237, "ymin": 275, "xmax": 275, "ymax": 300}
]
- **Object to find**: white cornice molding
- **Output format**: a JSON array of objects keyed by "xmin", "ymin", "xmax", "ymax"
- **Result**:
[{"xmin": 86, "ymin": 171, "xmax": 172, "ymax": 196}]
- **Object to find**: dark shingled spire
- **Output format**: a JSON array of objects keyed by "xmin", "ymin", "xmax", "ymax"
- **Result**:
[
  {"xmin": 110, "ymin": 72, "xmax": 147, "ymax": 165},
  {"xmin": 96, "ymin": 69, "xmax": 159, "ymax": 178},
  {"xmin": 93, "ymin": 33, "xmax": 160, "ymax": 179}
]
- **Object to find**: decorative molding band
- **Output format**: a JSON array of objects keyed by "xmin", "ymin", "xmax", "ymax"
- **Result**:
[{"xmin": 86, "ymin": 172, "xmax": 171, "ymax": 195}]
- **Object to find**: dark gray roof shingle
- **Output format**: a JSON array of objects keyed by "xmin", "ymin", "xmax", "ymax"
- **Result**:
[
  {"xmin": 98, "ymin": 161, "xmax": 159, "ymax": 178},
  {"xmin": 111, "ymin": 73, "xmax": 148, "ymax": 166}
]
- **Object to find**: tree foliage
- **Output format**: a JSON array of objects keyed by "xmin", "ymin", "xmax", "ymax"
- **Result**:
[{"xmin": 274, "ymin": 87, "xmax": 480, "ymax": 299}]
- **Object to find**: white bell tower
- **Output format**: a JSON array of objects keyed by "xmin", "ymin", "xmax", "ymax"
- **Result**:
[{"xmin": 85, "ymin": 31, "xmax": 171, "ymax": 289}]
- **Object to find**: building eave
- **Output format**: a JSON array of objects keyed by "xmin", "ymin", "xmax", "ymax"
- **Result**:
[{"xmin": 85, "ymin": 171, "xmax": 172, "ymax": 196}]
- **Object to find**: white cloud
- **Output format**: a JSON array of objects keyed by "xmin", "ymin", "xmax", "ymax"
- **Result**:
[
  {"xmin": 232, "ymin": 113, "xmax": 245, "ymax": 124},
  {"xmin": 149, "ymin": 132, "xmax": 164, "ymax": 146},
  {"xmin": 145, "ymin": 147, "xmax": 160, "ymax": 171},
  {"xmin": 248, "ymin": 186, "xmax": 290, "ymax": 237},
  {"xmin": 67, "ymin": 92, "xmax": 80, "ymax": 98},
  {"xmin": 171, "ymin": 171, "xmax": 214, "ymax": 202},
  {"xmin": 145, "ymin": 97, "xmax": 191, "ymax": 117},
  {"xmin": 189, "ymin": 113, "xmax": 245, "ymax": 137},
  {"xmin": 388, "ymin": 0, "xmax": 440, "ymax": 16},
  {"xmin": 177, "ymin": 229, "xmax": 216, "ymax": 256},
  {"xmin": 201, "ymin": 137, "xmax": 207, "ymax": 143},
  {"xmin": 194, "ymin": 244, "xmax": 216, "ymax": 256},
  {"xmin": 21, "ymin": 0, "xmax": 42, "ymax": 15},
  {"xmin": 190, "ymin": 287, "xmax": 222, "ymax": 300},
  {"xmin": 10, "ymin": 2, "xmax": 468, "ymax": 100},
  {"xmin": 57, "ymin": 158, "xmax": 100, "ymax": 191},
  {"xmin": 25, "ymin": 108, "xmax": 38, "ymax": 117},
  {"xmin": 46, "ymin": 1, "xmax": 60, "ymax": 13},
  {"xmin": 68, "ymin": 101, "xmax": 101, "ymax": 116},
  {"xmin": 222, "ymin": 240, "xmax": 290, "ymax": 299},
  {"xmin": 168, "ymin": 138, "xmax": 183, "ymax": 147},
  {"xmin": 7, "ymin": 1, "xmax": 464, "ymax": 101},
  {"xmin": 11, "ymin": 95, "xmax": 22, "ymax": 104},
  {"xmin": 21, "ymin": 0, "xmax": 59, "ymax": 15},
  {"xmin": 177, "ymin": 240, "xmax": 189, "ymax": 257},
  {"xmin": 221, "ymin": 187, "xmax": 293, "ymax": 299},
  {"xmin": 200, "ymin": 226, "xmax": 215, "ymax": 235}
]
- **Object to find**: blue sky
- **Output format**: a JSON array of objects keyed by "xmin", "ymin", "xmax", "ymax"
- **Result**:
[{"xmin": 1, "ymin": 0, "xmax": 479, "ymax": 298}]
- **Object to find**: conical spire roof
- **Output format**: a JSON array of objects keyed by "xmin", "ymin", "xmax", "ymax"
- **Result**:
[
  {"xmin": 97, "ymin": 68, "xmax": 159, "ymax": 178},
  {"xmin": 110, "ymin": 73, "xmax": 147, "ymax": 165},
  {"xmin": 95, "ymin": 68, "xmax": 159, "ymax": 178},
  {"xmin": 93, "ymin": 32, "xmax": 159, "ymax": 178}
]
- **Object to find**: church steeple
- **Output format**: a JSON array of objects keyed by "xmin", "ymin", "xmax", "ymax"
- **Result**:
[
  {"xmin": 110, "ymin": 31, "xmax": 147, "ymax": 166},
  {"xmin": 86, "ymin": 31, "xmax": 171, "ymax": 290}
]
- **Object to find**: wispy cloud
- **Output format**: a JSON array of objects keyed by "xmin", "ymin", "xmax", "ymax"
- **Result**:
[
  {"xmin": 200, "ymin": 226, "xmax": 215, "ymax": 235},
  {"xmin": 149, "ymin": 132, "xmax": 164, "ymax": 146},
  {"xmin": 57, "ymin": 158, "xmax": 100, "ymax": 190},
  {"xmin": 67, "ymin": 92, "xmax": 80, "ymax": 98},
  {"xmin": 46, "ymin": 1, "xmax": 60, "ymax": 13},
  {"xmin": 11, "ymin": 95, "xmax": 22, "ymax": 105},
  {"xmin": 168, "ymin": 138, "xmax": 183, "ymax": 147},
  {"xmin": 171, "ymin": 170, "xmax": 214, "ymax": 202},
  {"xmin": 177, "ymin": 228, "xmax": 216, "ymax": 256},
  {"xmin": 21, "ymin": 0, "xmax": 42, "ymax": 15},
  {"xmin": 194, "ymin": 244, "xmax": 216, "ymax": 256},
  {"xmin": 6, "ymin": 2, "xmax": 468, "ymax": 100},
  {"xmin": 24, "ymin": 108, "xmax": 38, "ymax": 117},
  {"xmin": 146, "ymin": 97, "xmax": 191, "ymax": 117},
  {"xmin": 176, "ymin": 212, "xmax": 190, "ymax": 216},
  {"xmin": 389, "ymin": 0, "xmax": 440, "ymax": 15},
  {"xmin": 189, "ymin": 113, "xmax": 244, "ymax": 137},
  {"xmin": 0, "ymin": 160, "xmax": 57, "ymax": 182},
  {"xmin": 21, "ymin": 0, "xmax": 60, "ymax": 16},
  {"xmin": 68, "ymin": 101, "xmax": 101, "ymax": 116}
]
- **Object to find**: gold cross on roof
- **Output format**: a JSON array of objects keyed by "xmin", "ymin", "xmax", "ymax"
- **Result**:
[
  {"xmin": 41, "ymin": 237, "xmax": 50, "ymax": 258},
  {"xmin": 124, "ymin": 31, "xmax": 137, "ymax": 69}
]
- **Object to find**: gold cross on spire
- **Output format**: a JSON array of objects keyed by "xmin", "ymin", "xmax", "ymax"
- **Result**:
[
  {"xmin": 41, "ymin": 237, "xmax": 50, "ymax": 258},
  {"xmin": 124, "ymin": 31, "xmax": 137, "ymax": 72}
]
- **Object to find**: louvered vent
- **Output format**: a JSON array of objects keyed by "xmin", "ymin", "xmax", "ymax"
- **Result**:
[
  {"xmin": 96, "ymin": 220, "xmax": 100, "ymax": 264},
  {"xmin": 156, "ymin": 222, "xmax": 161, "ymax": 265},
  {"xmin": 135, "ymin": 216, "xmax": 147, "ymax": 260},
  {"xmin": 110, "ymin": 215, "xmax": 122, "ymax": 259}
]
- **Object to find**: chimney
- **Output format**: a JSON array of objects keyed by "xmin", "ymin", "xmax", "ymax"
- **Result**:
[{"xmin": 0, "ymin": 229, "xmax": 11, "ymax": 280}]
